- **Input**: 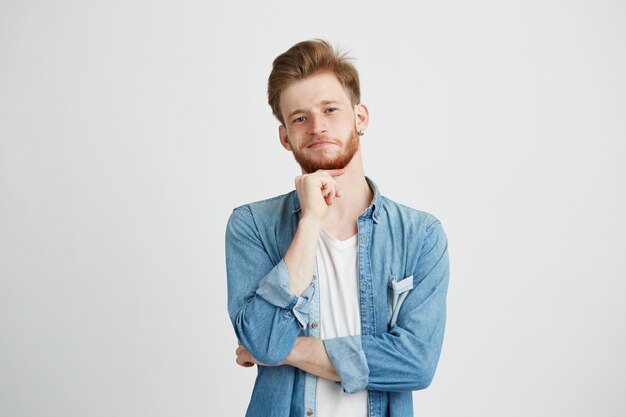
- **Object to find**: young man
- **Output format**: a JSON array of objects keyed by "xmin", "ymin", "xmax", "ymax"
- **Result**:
[{"xmin": 225, "ymin": 40, "xmax": 449, "ymax": 417}]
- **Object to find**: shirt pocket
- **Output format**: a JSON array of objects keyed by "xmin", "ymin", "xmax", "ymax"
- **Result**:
[{"xmin": 388, "ymin": 275, "xmax": 414, "ymax": 328}]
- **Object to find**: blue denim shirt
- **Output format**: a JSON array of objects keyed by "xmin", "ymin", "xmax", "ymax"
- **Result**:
[{"xmin": 225, "ymin": 177, "xmax": 449, "ymax": 417}]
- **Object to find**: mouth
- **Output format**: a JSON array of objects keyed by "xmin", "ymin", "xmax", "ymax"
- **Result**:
[{"xmin": 308, "ymin": 141, "xmax": 336, "ymax": 148}]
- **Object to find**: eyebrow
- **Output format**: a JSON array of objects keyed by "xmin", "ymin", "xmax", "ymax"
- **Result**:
[{"xmin": 287, "ymin": 100, "xmax": 339, "ymax": 119}]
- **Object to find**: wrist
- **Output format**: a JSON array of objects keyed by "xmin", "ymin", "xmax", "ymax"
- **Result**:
[{"xmin": 298, "ymin": 214, "xmax": 324, "ymax": 230}]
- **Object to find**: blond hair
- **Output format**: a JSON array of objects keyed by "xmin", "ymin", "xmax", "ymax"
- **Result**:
[{"xmin": 267, "ymin": 39, "xmax": 361, "ymax": 125}]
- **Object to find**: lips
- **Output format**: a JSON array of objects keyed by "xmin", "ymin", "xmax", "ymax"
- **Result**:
[{"xmin": 307, "ymin": 141, "xmax": 336, "ymax": 148}]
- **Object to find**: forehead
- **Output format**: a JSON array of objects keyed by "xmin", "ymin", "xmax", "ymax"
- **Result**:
[{"xmin": 279, "ymin": 71, "xmax": 351, "ymax": 114}]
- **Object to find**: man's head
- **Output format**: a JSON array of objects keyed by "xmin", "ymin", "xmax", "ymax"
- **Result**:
[
  {"xmin": 268, "ymin": 39, "xmax": 361, "ymax": 126},
  {"xmin": 268, "ymin": 40, "xmax": 368, "ymax": 174}
]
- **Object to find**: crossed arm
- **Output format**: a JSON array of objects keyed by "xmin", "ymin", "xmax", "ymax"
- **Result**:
[
  {"xmin": 236, "ymin": 336, "xmax": 340, "ymax": 382},
  {"xmin": 229, "ymin": 171, "xmax": 344, "ymax": 380}
]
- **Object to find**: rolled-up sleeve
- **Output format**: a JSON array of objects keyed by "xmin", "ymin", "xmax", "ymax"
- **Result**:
[
  {"xmin": 226, "ymin": 207, "xmax": 315, "ymax": 365},
  {"xmin": 323, "ymin": 335, "xmax": 370, "ymax": 394},
  {"xmin": 256, "ymin": 259, "xmax": 315, "ymax": 329}
]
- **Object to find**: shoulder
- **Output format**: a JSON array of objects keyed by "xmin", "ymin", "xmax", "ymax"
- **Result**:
[
  {"xmin": 379, "ymin": 195, "xmax": 443, "ymax": 236},
  {"xmin": 232, "ymin": 191, "xmax": 295, "ymax": 216},
  {"xmin": 228, "ymin": 191, "xmax": 296, "ymax": 232},
  {"xmin": 226, "ymin": 191, "xmax": 298, "ymax": 261},
  {"xmin": 378, "ymin": 196, "xmax": 448, "ymax": 272}
]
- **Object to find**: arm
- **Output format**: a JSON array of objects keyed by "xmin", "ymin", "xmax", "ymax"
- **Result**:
[
  {"xmin": 238, "ymin": 221, "xmax": 449, "ymax": 393},
  {"xmin": 285, "ymin": 337, "xmax": 340, "ymax": 381},
  {"xmin": 285, "ymin": 169, "xmax": 344, "ymax": 295},
  {"xmin": 326, "ymin": 221, "xmax": 450, "ymax": 393},
  {"xmin": 226, "ymin": 170, "xmax": 343, "ymax": 365},
  {"xmin": 226, "ymin": 207, "xmax": 313, "ymax": 365},
  {"xmin": 236, "ymin": 337, "xmax": 340, "ymax": 382}
]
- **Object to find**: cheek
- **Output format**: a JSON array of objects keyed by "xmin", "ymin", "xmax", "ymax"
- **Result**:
[
  {"xmin": 336, "ymin": 115, "xmax": 356, "ymax": 134},
  {"xmin": 342, "ymin": 110, "xmax": 357, "ymax": 124},
  {"xmin": 285, "ymin": 130, "xmax": 306, "ymax": 149}
]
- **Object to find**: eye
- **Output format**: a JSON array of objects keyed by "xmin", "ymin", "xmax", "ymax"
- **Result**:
[
  {"xmin": 326, "ymin": 107, "xmax": 337, "ymax": 113},
  {"xmin": 292, "ymin": 116, "xmax": 306, "ymax": 124}
]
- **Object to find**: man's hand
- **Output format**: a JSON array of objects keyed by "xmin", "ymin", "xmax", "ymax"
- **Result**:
[
  {"xmin": 295, "ymin": 169, "xmax": 344, "ymax": 222},
  {"xmin": 236, "ymin": 342, "xmax": 271, "ymax": 368}
]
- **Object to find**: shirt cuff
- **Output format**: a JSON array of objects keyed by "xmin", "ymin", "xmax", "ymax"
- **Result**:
[
  {"xmin": 255, "ymin": 259, "xmax": 315, "ymax": 329},
  {"xmin": 323, "ymin": 335, "xmax": 369, "ymax": 394}
]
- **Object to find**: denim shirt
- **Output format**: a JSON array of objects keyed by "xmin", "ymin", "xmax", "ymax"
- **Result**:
[{"xmin": 225, "ymin": 177, "xmax": 449, "ymax": 417}]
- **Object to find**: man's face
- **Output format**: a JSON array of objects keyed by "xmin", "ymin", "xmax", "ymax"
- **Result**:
[{"xmin": 278, "ymin": 71, "xmax": 367, "ymax": 174}]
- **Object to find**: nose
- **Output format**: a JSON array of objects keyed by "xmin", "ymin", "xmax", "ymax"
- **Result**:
[{"xmin": 307, "ymin": 113, "xmax": 328, "ymax": 136}]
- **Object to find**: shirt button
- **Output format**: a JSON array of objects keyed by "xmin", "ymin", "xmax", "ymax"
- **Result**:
[
  {"xmin": 310, "ymin": 322, "xmax": 318, "ymax": 330},
  {"xmin": 306, "ymin": 409, "xmax": 314, "ymax": 416}
]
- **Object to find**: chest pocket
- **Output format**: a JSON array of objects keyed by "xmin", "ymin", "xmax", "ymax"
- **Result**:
[{"xmin": 388, "ymin": 275, "xmax": 414, "ymax": 328}]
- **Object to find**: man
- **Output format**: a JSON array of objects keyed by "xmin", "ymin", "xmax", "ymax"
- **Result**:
[{"xmin": 225, "ymin": 39, "xmax": 449, "ymax": 417}]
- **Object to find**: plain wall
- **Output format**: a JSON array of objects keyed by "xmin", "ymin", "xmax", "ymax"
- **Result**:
[{"xmin": 1, "ymin": 1, "xmax": 625, "ymax": 416}]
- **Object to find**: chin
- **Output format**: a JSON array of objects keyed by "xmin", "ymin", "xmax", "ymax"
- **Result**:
[
  {"xmin": 293, "ymin": 131, "xmax": 360, "ymax": 173},
  {"xmin": 298, "ymin": 155, "xmax": 355, "ymax": 173}
]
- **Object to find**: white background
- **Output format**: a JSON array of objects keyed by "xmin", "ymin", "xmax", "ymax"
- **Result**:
[{"xmin": 1, "ymin": 1, "xmax": 625, "ymax": 416}]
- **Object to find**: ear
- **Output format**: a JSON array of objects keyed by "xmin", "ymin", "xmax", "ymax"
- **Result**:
[
  {"xmin": 354, "ymin": 103, "xmax": 369, "ymax": 133},
  {"xmin": 279, "ymin": 124, "xmax": 292, "ymax": 151}
]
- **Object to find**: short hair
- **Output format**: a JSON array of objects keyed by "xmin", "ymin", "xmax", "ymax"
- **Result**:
[{"xmin": 267, "ymin": 39, "xmax": 361, "ymax": 125}]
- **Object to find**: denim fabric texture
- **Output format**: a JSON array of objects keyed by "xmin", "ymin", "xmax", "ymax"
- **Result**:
[{"xmin": 225, "ymin": 177, "xmax": 449, "ymax": 417}]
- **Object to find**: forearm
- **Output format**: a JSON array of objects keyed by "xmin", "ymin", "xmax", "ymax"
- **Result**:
[
  {"xmin": 284, "ymin": 170, "xmax": 343, "ymax": 295},
  {"xmin": 284, "ymin": 336, "xmax": 340, "ymax": 381},
  {"xmin": 284, "ymin": 216, "xmax": 322, "ymax": 295}
]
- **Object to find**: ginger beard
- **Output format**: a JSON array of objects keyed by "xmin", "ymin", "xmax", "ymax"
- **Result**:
[{"xmin": 290, "ymin": 126, "xmax": 360, "ymax": 174}]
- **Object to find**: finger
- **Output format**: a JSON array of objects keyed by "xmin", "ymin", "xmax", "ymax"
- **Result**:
[
  {"xmin": 316, "ymin": 173, "xmax": 337, "ymax": 192},
  {"xmin": 320, "ymin": 182, "xmax": 335, "ymax": 199},
  {"xmin": 324, "ymin": 184, "xmax": 336, "ymax": 205},
  {"xmin": 326, "ymin": 185, "xmax": 336, "ymax": 205},
  {"xmin": 236, "ymin": 357, "xmax": 254, "ymax": 368}
]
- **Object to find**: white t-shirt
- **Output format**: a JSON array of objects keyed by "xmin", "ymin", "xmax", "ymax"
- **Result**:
[{"xmin": 315, "ymin": 228, "xmax": 368, "ymax": 417}]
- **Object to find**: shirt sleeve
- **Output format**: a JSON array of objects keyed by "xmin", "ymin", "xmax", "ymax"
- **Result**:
[
  {"xmin": 226, "ymin": 207, "xmax": 315, "ymax": 365},
  {"xmin": 323, "ymin": 221, "xmax": 449, "ymax": 393}
]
